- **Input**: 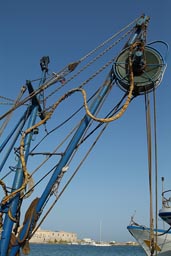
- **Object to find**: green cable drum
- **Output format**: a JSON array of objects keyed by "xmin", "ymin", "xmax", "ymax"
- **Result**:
[{"xmin": 113, "ymin": 46, "xmax": 165, "ymax": 95}]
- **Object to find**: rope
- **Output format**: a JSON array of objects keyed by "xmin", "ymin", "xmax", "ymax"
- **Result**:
[
  {"xmin": 153, "ymin": 88, "xmax": 159, "ymax": 250},
  {"xmin": 0, "ymin": 86, "xmax": 27, "ymax": 136},
  {"xmin": 17, "ymin": 197, "xmax": 39, "ymax": 244},
  {"xmin": 0, "ymin": 17, "xmax": 138, "ymax": 121},
  {"xmin": 0, "ymin": 17, "xmax": 143, "ymax": 249},
  {"xmin": 65, "ymin": 80, "xmax": 114, "ymax": 168},
  {"xmin": 40, "ymin": 27, "xmax": 134, "ymax": 105},
  {"xmin": 18, "ymin": 44, "xmax": 135, "ymax": 239},
  {"xmin": 29, "ymin": 124, "xmax": 79, "ymax": 179},
  {"xmin": 77, "ymin": 92, "xmax": 130, "ymax": 147},
  {"xmin": 144, "ymin": 84, "xmax": 159, "ymax": 256},
  {"xmin": 23, "ymin": 84, "xmax": 114, "ymax": 185},
  {"xmin": 157, "ymin": 226, "xmax": 171, "ymax": 236},
  {"xmin": 22, "ymin": 89, "xmax": 130, "ymax": 200},
  {"xmin": 145, "ymin": 92, "xmax": 154, "ymax": 256},
  {"xmin": 80, "ymin": 16, "xmax": 140, "ymax": 62},
  {"xmin": 31, "ymin": 85, "xmax": 103, "ymax": 154},
  {"xmin": 0, "ymin": 179, "xmax": 8, "ymax": 196},
  {"xmin": 1, "ymin": 173, "xmax": 31, "ymax": 205},
  {"xmin": 1, "ymin": 40, "xmax": 136, "ymax": 206},
  {"xmin": 30, "ymin": 120, "xmax": 110, "ymax": 239},
  {"xmin": 0, "ymin": 95, "xmax": 15, "ymax": 103}
]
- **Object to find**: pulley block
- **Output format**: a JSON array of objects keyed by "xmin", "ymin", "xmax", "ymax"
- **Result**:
[{"xmin": 113, "ymin": 45, "xmax": 165, "ymax": 95}]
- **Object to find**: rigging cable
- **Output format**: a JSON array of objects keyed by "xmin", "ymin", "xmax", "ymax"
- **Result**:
[
  {"xmin": 30, "ymin": 115, "xmax": 111, "ymax": 239},
  {"xmin": 26, "ymin": 82, "xmax": 116, "ymax": 183},
  {"xmin": 20, "ymin": 56, "xmax": 135, "ymax": 239},
  {"xmin": 18, "ymin": 97, "xmax": 121, "ymax": 244},
  {"xmin": 79, "ymin": 16, "xmax": 140, "ymax": 63},
  {"xmin": 0, "ymin": 85, "xmax": 27, "ymax": 136},
  {"xmin": 1, "ymin": 39, "xmax": 135, "ymax": 206},
  {"xmin": 29, "ymin": 86, "xmax": 105, "ymax": 153},
  {"xmin": 31, "ymin": 88, "xmax": 136, "ymax": 236},
  {"xmin": 0, "ymin": 16, "xmax": 139, "ymax": 121},
  {"xmin": 0, "ymin": 17, "xmax": 144, "ymax": 252},
  {"xmin": 145, "ymin": 87, "xmax": 160, "ymax": 255},
  {"xmin": 44, "ymin": 27, "xmax": 134, "ymax": 103},
  {"xmin": 22, "ymin": 89, "xmax": 134, "ymax": 201},
  {"xmin": 153, "ymin": 87, "xmax": 159, "ymax": 252},
  {"xmin": 27, "ymin": 85, "xmax": 108, "ymax": 180},
  {"xmin": 145, "ymin": 92, "xmax": 154, "ymax": 256}
]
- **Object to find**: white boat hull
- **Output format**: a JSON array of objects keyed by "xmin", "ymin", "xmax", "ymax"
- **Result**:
[{"xmin": 127, "ymin": 225, "xmax": 171, "ymax": 256}]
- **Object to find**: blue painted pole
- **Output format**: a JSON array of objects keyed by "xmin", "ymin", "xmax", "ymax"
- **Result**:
[
  {"xmin": 0, "ymin": 109, "xmax": 31, "ymax": 172},
  {"xmin": 128, "ymin": 15, "xmax": 149, "ymax": 45},
  {"xmin": 0, "ymin": 69, "xmax": 47, "ymax": 256},
  {"xmin": 37, "ymin": 71, "xmax": 114, "ymax": 212},
  {"xmin": 0, "ymin": 110, "xmax": 28, "ymax": 153},
  {"xmin": 9, "ymin": 70, "xmax": 114, "ymax": 256}
]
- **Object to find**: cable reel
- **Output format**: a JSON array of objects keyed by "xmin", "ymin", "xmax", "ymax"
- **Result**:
[{"xmin": 113, "ymin": 41, "xmax": 167, "ymax": 95}]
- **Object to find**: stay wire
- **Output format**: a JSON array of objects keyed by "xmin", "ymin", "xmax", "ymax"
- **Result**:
[
  {"xmin": 30, "ymin": 113, "xmax": 111, "ymax": 239},
  {"xmin": 79, "ymin": 16, "xmax": 140, "ymax": 63},
  {"xmin": 0, "ymin": 16, "xmax": 139, "ymax": 121},
  {"xmin": 16, "ymin": 41, "xmax": 135, "ymax": 207},
  {"xmin": 152, "ymin": 87, "xmax": 159, "ymax": 250},
  {"xmin": 29, "ymin": 86, "xmax": 103, "ymax": 153},
  {"xmin": 29, "ymin": 88, "xmax": 136, "ymax": 238},
  {"xmin": 0, "ymin": 86, "xmax": 27, "ymax": 137},
  {"xmin": 78, "ymin": 91, "xmax": 133, "ymax": 147},
  {"xmin": 43, "ymin": 27, "xmax": 133, "ymax": 106},
  {"xmin": 27, "ymin": 85, "xmax": 108, "ymax": 178},
  {"xmin": 66, "ymin": 77, "xmax": 115, "ymax": 167},
  {"xmin": 145, "ymin": 92, "xmax": 154, "ymax": 256}
]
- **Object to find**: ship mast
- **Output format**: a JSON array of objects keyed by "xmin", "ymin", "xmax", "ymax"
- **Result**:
[{"xmin": 0, "ymin": 15, "xmax": 167, "ymax": 256}]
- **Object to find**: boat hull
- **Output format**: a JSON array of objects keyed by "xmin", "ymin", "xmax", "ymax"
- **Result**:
[{"xmin": 127, "ymin": 225, "xmax": 171, "ymax": 256}]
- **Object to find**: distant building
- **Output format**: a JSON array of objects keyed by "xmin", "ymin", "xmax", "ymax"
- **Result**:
[
  {"xmin": 82, "ymin": 238, "xmax": 93, "ymax": 243},
  {"xmin": 126, "ymin": 241, "xmax": 138, "ymax": 245},
  {"xmin": 30, "ymin": 228, "xmax": 77, "ymax": 243}
]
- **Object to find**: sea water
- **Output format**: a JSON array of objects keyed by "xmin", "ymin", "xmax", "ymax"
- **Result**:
[{"xmin": 20, "ymin": 244, "xmax": 146, "ymax": 256}]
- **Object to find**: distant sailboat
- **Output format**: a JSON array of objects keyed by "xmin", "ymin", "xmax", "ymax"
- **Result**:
[{"xmin": 93, "ymin": 220, "xmax": 111, "ymax": 246}]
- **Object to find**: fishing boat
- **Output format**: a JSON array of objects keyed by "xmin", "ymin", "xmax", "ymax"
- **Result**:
[
  {"xmin": 127, "ymin": 177, "xmax": 171, "ymax": 256},
  {"xmin": 0, "ymin": 14, "xmax": 167, "ymax": 255},
  {"xmin": 127, "ymin": 220, "xmax": 171, "ymax": 256},
  {"xmin": 159, "ymin": 180, "xmax": 171, "ymax": 226}
]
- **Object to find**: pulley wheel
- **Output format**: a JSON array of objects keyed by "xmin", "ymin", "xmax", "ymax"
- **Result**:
[{"xmin": 113, "ymin": 46, "xmax": 164, "ymax": 95}]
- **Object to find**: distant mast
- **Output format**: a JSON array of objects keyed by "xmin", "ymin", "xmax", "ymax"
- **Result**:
[{"xmin": 100, "ymin": 220, "xmax": 102, "ymax": 243}]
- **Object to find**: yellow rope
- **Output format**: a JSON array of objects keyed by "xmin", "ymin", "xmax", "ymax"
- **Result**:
[
  {"xmin": 2, "ymin": 42, "xmax": 136, "ymax": 207},
  {"xmin": 8, "ymin": 208, "xmax": 18, "ymax": 223},
  {"xmin": 30, "ymin": 122, "xmax": 109, "ymax": 238},
  {"xmin": 17, "ymin": 198, "xmax": 39, "ymax": 243},
  {"xmin": 0, "ymin": 41, "xmax": 137, "ymax": 255},
  {"xmin": 0, "ymin": 17, "xmax": 139, "ymax": 122},
  {"xmin": 0, "ymin": 179, "xmax": 8, "ymax": 196}
]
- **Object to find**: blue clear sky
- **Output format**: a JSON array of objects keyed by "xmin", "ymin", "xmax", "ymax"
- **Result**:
[{"xmin": 1, "ymin": 0, "xmax": 171, "ymax": 243}]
